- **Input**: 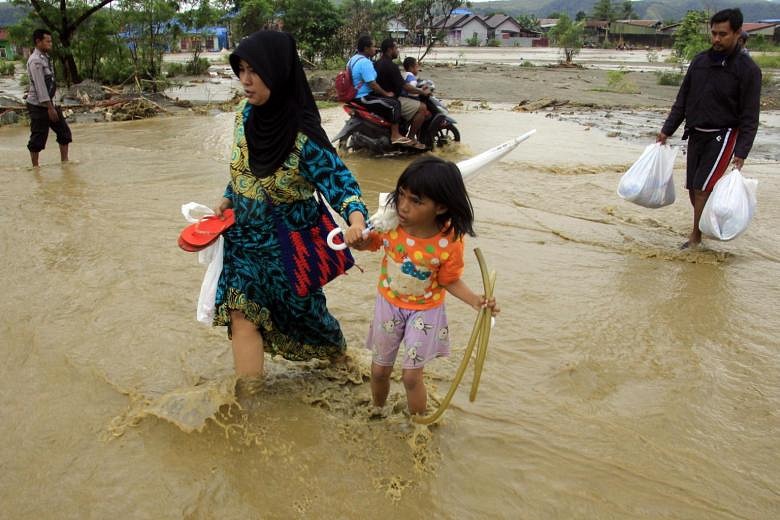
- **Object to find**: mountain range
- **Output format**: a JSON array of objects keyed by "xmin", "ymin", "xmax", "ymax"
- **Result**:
[{"xmin": 470, "ymin": 0, "xmax": 780, "ymax": 22}]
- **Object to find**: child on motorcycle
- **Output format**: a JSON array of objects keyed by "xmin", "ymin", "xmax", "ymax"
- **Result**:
[{"xmin": 402, "ymin": 57, "xmax": 420, "ymax": 92}]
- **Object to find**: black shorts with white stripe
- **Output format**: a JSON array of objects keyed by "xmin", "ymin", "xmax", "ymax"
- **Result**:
[{"xmin": 685, "ymin": 128, "xmax": 738, "ymax": 192}]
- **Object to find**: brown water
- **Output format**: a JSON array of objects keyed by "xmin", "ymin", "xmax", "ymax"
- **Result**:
[{"xmin": 1, "ymin": 104, "xmax": 779, "ymax": 519}]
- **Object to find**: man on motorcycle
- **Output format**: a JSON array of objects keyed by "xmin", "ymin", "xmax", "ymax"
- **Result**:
[
  {"xmin": 375, "ymin": 38, "xmax": 430, "ymax": 142},
  {"xmin": 347, "ymin": 35, "xmax": 424, "ymax": 150}
]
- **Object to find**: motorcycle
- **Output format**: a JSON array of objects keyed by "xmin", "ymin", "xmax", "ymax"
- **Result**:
[{"xmin": 332, "ymin": 80, "xmax": 460, "ymax": 155}]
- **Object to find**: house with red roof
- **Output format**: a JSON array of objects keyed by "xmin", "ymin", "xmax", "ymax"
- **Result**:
[{"xmin": 742, "ymin": 21, "xmax": 779, "ymax": 42}]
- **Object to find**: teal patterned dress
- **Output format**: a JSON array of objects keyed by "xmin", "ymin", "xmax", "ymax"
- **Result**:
[{"xmin": 214, "ymin": 99, "xmax": 368, "ymax": 361}]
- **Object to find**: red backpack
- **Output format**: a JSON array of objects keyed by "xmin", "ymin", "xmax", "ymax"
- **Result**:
[{"xmin": 334, "ymin": 56, "xmax": 367, "ymax": 102}]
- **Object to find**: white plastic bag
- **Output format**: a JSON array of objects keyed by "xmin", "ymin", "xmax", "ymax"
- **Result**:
[
  {"xmin": 617, "ymin": 143, "xmax": 678, "ymax": 208},
  {"xmin": 699, "ymin": 169, "xmax": 758, "ymax": 241},
  {"xmin": 181, "ymin": 202, "xmax": 224, "ymax": 324}
]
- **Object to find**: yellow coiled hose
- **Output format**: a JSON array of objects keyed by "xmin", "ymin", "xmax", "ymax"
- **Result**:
[{"xmin": 413, "ymin": 248, "xmax": 496, "ymax": 425}]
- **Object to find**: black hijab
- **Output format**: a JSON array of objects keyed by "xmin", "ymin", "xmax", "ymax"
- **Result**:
[{"xmin": 230, "ymin": 31, "xmax": 333, "ymax": 178}]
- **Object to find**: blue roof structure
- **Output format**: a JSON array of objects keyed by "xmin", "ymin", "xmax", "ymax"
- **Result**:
[
  {"xmin": 0, "ymin": 2, "xmax": 29, "ymax": 27},
  {"xmin": 119, "ymin": 20, "xmax": 229, "ymax": 50}
]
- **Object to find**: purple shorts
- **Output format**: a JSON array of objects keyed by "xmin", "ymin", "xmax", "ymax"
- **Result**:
[{"xmin": 366, "ymin": 294, "xmax": 450, "ymax": 369}]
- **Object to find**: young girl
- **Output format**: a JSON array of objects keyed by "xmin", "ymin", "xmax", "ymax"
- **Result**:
[{"xmin": 353, "ymin": 157, "xmax": 500, "ymax": 415}]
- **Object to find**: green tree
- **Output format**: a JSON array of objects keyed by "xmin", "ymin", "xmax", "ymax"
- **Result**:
[
  {"xmin": 673, "ymin": 10, "xmax": 709, "ymax": 61},
  {"xmin": 279, "ymin": 0, "xmax": 343, "ymax": 62},
  {"xmin": 398, "ymin": 0, "xmax": 464, "ymax": 62},
  {"xmin": 548, "ymin": 13, "xmax": 584, "ymax": 64},
  {"xmin": 332, "ymin": 0, "xmax": 373, "ymax": 61},
  {"xmin": 620, "ymin": 0, "xmax": 634, "ymax": 20},
  {"xmin": 119, "ymin": 0, "xmax": 182, "ymax": 88},
  {"xmin": 370, "ymin": 0, "xmax": 397, "ymax": 32},
  {"xmin": 231, "ymin": 0, "xmax": 274, "ymax": 40},
  {"xmin": 179, "ymin": 0, "xmax": 222, "ymax": 74},
  {"xmin": 68, "ymin": 8, "xmax": 125, "ymax": 81},
  {"xmin": 333, "ymin": 0, "xmax": 396, "ymax": 60},
  {"xmin": 575, "ymin": 11, "xmax": 587, "ymax": 22},
  {"xmin": 516, "ymin": 14, "xmax": 540, "ymax": 31},
  {"xmin": 592, "ymin": 0, "xmax": 615, "ymax": 22},
  {"xmin": 12, "ymin": 0, "xmax": 118, "ymax": 84}
]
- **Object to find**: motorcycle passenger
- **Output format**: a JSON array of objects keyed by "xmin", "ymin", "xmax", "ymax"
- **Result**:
[
  {"xmin": 402, "ymin": 57, "xmax": 420, "ymax": 92},
  {"xmin": 375, "ymin": 38, "xmax": 430, "ymax": 144},
  {"xmin": 347, "ymin": 35, "xmax": 424, "ymax": 150}
]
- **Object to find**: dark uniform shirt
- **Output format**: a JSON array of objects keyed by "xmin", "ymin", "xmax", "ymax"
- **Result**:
[
  {"xmin": 374, "ymin": 56, "xmax": 405, "ymax": 97},
  {"xmin": 661, "ymin": 47, "xmax": 762, "ymax": 159}
]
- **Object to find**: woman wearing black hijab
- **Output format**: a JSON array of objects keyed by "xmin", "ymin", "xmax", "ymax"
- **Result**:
[{"xmin": 212, "ymin": 31, "xmax": 368, "ymax": 378}]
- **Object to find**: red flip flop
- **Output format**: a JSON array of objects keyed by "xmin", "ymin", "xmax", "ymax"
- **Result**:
[
  {"xmin": 179, "ymin": 209, "xmax": 235, "ymax": 251},
  {"xmin": 178, "ymin": 235, "xmax": 212, "ymax": 252}
]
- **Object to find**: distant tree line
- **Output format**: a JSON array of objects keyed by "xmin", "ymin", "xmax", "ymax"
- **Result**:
[
  {"xmin": 7, "ymin": 0, "xmax": 471, "ymax": 87},
  {"xmin": 7, "ymin": 0, "xmax": 773, "ymax": 86}
]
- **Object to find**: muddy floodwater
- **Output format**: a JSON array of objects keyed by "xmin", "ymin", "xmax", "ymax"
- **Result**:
[{"xmin": 1, "ymin": 102, "xmax": 779, "ymax": 519}]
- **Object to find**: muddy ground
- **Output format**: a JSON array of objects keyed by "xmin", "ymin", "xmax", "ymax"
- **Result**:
[
  {"xmin": 2, "ymin": 61, "xmax": 778, "ymax": 126},
  {"xmin": 420, "ymin": 62, "xmax": 780, "ymax": 110}
]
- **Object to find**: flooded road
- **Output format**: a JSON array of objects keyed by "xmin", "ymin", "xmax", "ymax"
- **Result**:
[
  {"xmin": 1, "ymin": 104, "xmax": 779, "ymax": 519},
  {"xmin": 421, "ymin": 46, "xmax": 677, "ymax": 72}
]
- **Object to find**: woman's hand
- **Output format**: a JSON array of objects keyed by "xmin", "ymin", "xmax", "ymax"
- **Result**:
[
  {"xmin": 344, "ymin": 211, "xmax": 366, "ymax": 248},
  {"xmin": 344, "ymin": 222, "xmax": 367, "ymax": 248},
  {"xmin": 347, "ymin": 227, "xmax": 375, "ymax": 250},
  {"xmin": 214, "ymin": 197, "xmax": 232, "ymax": 218}
]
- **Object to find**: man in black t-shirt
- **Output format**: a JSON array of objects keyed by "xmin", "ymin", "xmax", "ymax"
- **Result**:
[
  {"xmin": 658, "ymin": 8, "xmax": 761, "ymax": 249},
  {"xmin": 374, "ymin": 38, "xmax": 430, "ymax": 141}
]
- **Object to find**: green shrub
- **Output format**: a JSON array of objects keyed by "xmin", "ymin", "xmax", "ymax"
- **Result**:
[
  {"xmin": 0, "ymin": 60, "xmax": 15, "ymax": 75},
  {"xmin": 19, "ymin": 72, "xmax": 29, "ymax": 87},
  {"xmin": 487, "ymin": 38, "xmax": 501, "ymax": 47},
  {"xmin": 186, "ymin": 57, "xmax": 211, "ymax": 75},
  {"xmin": 664, "ymin": 54, "xmax": 682, "ymax": 65},
  {"xmin": 744, "ymin": 35, "xmax": 780, "ymax": 52},
  {"xmin": 753, "ymin": 54, "xmax": 780, "ymax": 69},
  {"xmin": 316, "ymin": 100, "xmax": 338, "ymax": 109},
  {"xmin": 98, "ymin": 58, "xmax": 136, "ymax": 85},
  {"xmin": 466, "ymin": 35, "xmax": 480, "ymax": 47},
  {"xmin": 519, "ymin": 60, "xmax": 535, "ymax": 68},
  {"xmin": 606, "ymin": 69, "xmax": 626, "ymax": 85},
  {"xmin": 321, "ymin": 56, "xmax": 346, "ymax": 70},
  {"xmin": 164, "ymin": 62, "xmax": 187, "ymax": 78},
  {"xmin": 2, "ymin": 61, "xmax": 15, "ymax": 75},
  {"xmin": 655, "ymin": 70, "xmax": 684, "ymax": 86},
  {"xmin": 761, "ymin": 73, "xmax": 775, "ymax": 88},
  {"xmin": 606, "ymin": 69, "xmax": 639, "ymax": 93}
]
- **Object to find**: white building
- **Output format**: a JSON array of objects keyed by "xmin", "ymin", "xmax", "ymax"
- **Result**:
[{"xmin": 435, "ymin": 14, "xmax": 490, "ymax": 46}]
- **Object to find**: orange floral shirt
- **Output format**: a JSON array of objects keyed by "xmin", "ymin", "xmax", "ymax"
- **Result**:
[{"xmin": 367, "ymin": 226, "xmax": 464, "ymax": 310}]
